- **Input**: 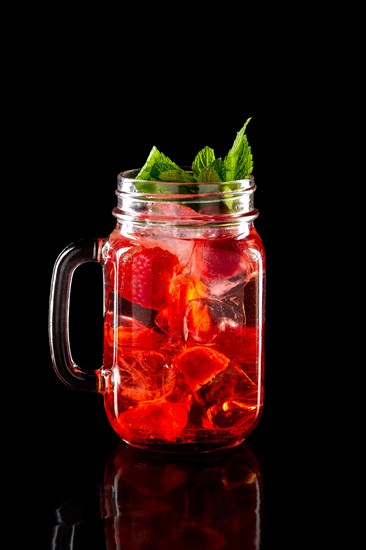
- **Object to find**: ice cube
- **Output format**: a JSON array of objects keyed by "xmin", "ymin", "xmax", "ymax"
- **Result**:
[
  {"xmin": 197, "ymin": 364, "xmax": 259, "ymax": 429},
  {"xmin": 113, "ymin": 349, "xmax": 176, "ymax": 402},
  {"xmin": 183, "ymin": 296, "xmax": 245, "ymax": 344}
]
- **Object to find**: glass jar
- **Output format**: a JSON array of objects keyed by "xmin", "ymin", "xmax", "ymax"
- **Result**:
[{"xmin": 48, "ymin": 169, "xmax": 266, "ymax": 453}]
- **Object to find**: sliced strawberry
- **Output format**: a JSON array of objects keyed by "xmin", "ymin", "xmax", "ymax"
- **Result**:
[{"xmin": 118, "ymin": 246, "xmax": 179, "ymax": 309}]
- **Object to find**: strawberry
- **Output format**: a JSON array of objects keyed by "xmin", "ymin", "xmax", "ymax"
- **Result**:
[
  {"xmin": 193, "ymin": 238, "xmax": 243, "ymax": 279},
  {"xmin": 117, "ymin": 246, "xmax": 179, "ymax": 310}
]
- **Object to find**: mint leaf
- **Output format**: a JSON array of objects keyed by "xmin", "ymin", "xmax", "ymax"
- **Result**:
[
  {"xmin": 211, "ymin": 158, "xmax": 226, "ymax": 181},
  {"xmin": 134, "ymin": 146, "xmax": 184, "ymax": 193},
  {"xmin": 158, "ymin": 169, "xmax": 195, "ymax": 182},
  {"xmin": 135, "ymin": 146, "xmax": 181, "ymax": 181},
  {"xmin": 135, "ymin": 151, "xmax": 197, "ymax": 194},
  {"xmin": 223, "ymin": 117, "xmax": 253, "ymax": 180},
  {"xmin": 132, "ymin": 117, "xmax": 254, "ymax": 210},
  {"xmin": 196, "ymin": 165, "xmax": 221, "ymax": 182},
  {"xmin": 192, "ymin": 146, "xmax": 216, "ymax": 178}
]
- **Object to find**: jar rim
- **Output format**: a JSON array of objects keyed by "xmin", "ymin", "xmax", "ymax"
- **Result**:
[{"xmin": 118, "ymin": 168, "xmax": 255, "ymax": 195}]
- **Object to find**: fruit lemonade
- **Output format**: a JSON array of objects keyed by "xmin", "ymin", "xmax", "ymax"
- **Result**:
[{"xmin": 98, "ymin": 118, "xmax": 266, "ymax": 451}]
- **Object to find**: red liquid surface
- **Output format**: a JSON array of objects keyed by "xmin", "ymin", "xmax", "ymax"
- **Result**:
[{"xmin": 98, "ymin": 225, "xmax": 265, "ymax": 452}]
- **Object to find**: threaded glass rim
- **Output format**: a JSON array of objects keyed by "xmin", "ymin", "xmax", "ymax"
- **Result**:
[
  {"xmin": 117, "ymin": 168, "xmax": 255, "ymax": 196},
  {"xmin": 114, "ymin": 168, "xmax": 258, "ymax": 225}
]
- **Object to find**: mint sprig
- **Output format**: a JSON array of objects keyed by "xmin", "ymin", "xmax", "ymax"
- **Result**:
[
  {"xmin": 223, "ymin": 117, "xmax": 253, "ymax": 180},
  {"xmin": 134, "ymin": 117, "xmax": 253, "ymax": 209}
]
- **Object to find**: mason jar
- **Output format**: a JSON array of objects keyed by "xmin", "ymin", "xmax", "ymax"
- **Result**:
[{"xmin": 48, "ymin": 169, "xmax": 266, "ymax": 453}]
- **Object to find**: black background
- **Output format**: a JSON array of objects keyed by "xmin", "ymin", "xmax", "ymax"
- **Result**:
[{"xmin": 8, "ymin": 10, "xmax": 347, "ymax": 549}]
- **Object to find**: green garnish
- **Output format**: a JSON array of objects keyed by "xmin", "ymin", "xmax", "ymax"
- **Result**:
[
  {"xmin": 136, "ymin": 117, "xmax": 253, "ymax": 183},
  {"xmin": 134, "ymin": 117, "xmax": 253, "ymax": 210}
]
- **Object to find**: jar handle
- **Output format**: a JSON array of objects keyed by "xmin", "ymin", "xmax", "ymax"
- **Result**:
[{"xmin": 48, "ymin": 238, "xmax": 103, "ymax": 392}]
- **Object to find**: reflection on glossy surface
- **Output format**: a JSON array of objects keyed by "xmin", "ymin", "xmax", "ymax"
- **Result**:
[{"xmin": 101, "ymin": 441, "xmax": 263, "ymax": 549}]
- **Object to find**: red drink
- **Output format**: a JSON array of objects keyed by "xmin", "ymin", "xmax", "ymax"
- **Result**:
[
  {"xmin": 49, "ymin": 168, "xmax": 266, "ymax": 453},
  {"xmin": 98, "ymin": 188, "xmax": 266, "ymax": 452}
]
